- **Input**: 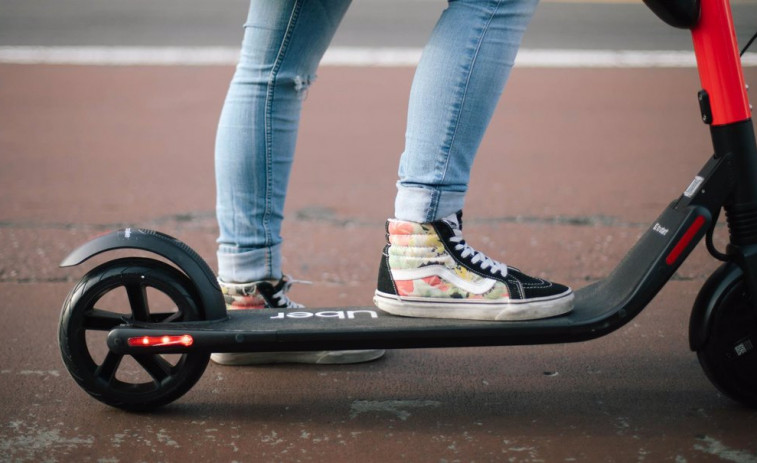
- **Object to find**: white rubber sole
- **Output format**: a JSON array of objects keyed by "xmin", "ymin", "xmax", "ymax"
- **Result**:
[
  {"xmin": 373, "ymin": 290, "xmax": 574, "ymax": 321},
  {"xmin": 210, "ymin": 349, "xmax": 385, "ymax": 366}
]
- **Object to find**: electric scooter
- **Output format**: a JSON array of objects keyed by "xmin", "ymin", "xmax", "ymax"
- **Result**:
[{"xmin": 58, "ymin": 0, "xmax": 757, "ymax": 411}]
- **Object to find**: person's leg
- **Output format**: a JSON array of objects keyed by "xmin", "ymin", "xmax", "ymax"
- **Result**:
[
  {"xmin": 213, "ymin": 0, "xmax": 383, "ymax": 364},
  {"xmin": 215, "ymin": 0, "xmax": 351, "ymax": 284},
  {"xmin": 395, "ymin": 0, "xmax": 538, "ymax": 223},
  {"xmin": 376, "ymin": 0, "xmax": 574, "ymax": 321}
]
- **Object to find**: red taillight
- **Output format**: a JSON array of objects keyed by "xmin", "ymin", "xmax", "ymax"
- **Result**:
[
  {"xmin": 666, "ymin": 215, "xmax": 707, "ymax": 266},
  {"xmin": 127, "ymin": 334, "xmax": 194, "ymax": 348}
]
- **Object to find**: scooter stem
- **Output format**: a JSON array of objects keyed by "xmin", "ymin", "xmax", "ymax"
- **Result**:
[{"xmin": 691, "ymin": 0, "xmax": 751, "ymax": 126}]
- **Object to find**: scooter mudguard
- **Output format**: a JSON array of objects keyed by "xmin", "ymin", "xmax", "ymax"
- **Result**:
[
  {"xmin": 60, "ymin": 228, "xmax": 227, "ymax": 320},
  {"xmin": 689, "ymin": 261, "xmax": 742, "ymax": 350}
]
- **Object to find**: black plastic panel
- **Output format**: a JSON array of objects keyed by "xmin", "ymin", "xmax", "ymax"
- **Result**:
[{"xmin": 643, "ymin": 0, "xmax": 701, "ymax": 29}]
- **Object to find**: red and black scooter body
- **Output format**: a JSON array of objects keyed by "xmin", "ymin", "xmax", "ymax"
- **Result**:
[
  {"xmin": 60, "ymin": 0, "xmax": 753, "ymax": 354},
  {"xmin": 58, "ymin": 0, "xmax": 757, "ymax": 409}
]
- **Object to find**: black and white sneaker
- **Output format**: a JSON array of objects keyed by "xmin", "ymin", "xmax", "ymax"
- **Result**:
[
  {"xmin": 374, "ymin": 211, "xmax": 574, "ymax": 321},
  {"xmin": 211, "ymin": 276, "xmax": 385, "ymax": 365}
]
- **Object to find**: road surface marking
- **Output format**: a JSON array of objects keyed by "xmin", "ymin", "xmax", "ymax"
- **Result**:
[{"xmin": 1, "ymin": 46, "xmax": 756, "ymax": 68}]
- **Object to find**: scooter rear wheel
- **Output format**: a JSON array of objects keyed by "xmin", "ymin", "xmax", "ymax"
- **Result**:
[
  {"xmin": 697, "ymin": 278, "xmax": 757, "ymax": 408},
  {"xmin": 59, "ymin": 257, "xmax": 210, "ymax": 411}
]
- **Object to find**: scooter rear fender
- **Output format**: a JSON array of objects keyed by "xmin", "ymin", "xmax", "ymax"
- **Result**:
[
  {"xmin": 60, "ymin": 228, "xmax": 227, "ymax": 321},
  {"xmin": 689, "ymin": 261, "xmax": 742, "ymax": 350}
]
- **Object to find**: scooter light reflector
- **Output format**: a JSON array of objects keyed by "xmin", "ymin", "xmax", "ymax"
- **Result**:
[
  {"xmin": 127, "ymin": 334, "xmax": 194, "ymax": 348},
  {"xmin": 666, "ymin": 215, "xmax": 707, "ymax": 266}
]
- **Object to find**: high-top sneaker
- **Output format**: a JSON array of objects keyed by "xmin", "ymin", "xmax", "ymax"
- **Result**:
[
  {"xmin": 211, "ymin": 276, "xmax": 385, "ymax": 365},
  {"xmin": 374, "ymin": 212, "xmax": 574, "ymax": 321},
  {"xmin": 220, "ymin": 275, "xmax": 305, "ymax": 310}
]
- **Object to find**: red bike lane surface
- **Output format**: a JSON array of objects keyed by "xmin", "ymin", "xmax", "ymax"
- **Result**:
[{"xmin": 1, "ymin": 64, "xmax": 756, "ymax": 462}]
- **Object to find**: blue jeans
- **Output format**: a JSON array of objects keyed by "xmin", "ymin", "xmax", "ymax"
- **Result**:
[{"xmin": 216, "ymin": 0, "xmax": 538, "ymax": 282}]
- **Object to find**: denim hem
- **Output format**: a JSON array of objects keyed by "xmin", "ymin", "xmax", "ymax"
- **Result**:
[
  {"xmin": 394, "ymin": 184, "xmax": 465, "ymax": 223},
  {"xmin": 217, "ymin": 243, "xmax": 282, "ymax": 283}
]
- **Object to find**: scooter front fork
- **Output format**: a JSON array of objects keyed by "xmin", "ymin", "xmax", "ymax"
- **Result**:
[
  {"xmin": 713, "ymin": 121, "xmax": 757, "ymax": 305},
  {"xmin": 689, "ymin": 123, "xmax": 757, "ymax": 350},
  {"xmin": 684, "ymin": 121, "xmax": 757, "ymax": 349}
]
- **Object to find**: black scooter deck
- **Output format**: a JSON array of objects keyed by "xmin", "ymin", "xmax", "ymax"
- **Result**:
[
  {"xmin": 106, "ymin": 281, "xmax": 652, "ymax": 354},
  {"xmin": 107, "ymin": 197, "xmax": 714, "ymax": 355}
]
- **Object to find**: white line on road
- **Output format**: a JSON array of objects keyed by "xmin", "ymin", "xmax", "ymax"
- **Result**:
[{"xmin": 1, "ymin": 46, "xmax": 756, "ymax": 68}]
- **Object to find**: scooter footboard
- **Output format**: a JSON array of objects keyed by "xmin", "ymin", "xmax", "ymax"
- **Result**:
[
  {"xmin": 575, "ymin": 202, "xmax": 712, "ymax": 335},
  {"xmin": 103, "ymin": 203, "xmax": 712, "ymax": 355}
]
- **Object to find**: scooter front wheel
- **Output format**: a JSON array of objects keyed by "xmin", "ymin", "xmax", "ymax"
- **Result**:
[
  {"xmin": 59, "ymin": 257, "xmax": 210, "ymax": 411},
  {"xmin": 696, "ymin": 277, "xmax": 757, "ymax": 408}
]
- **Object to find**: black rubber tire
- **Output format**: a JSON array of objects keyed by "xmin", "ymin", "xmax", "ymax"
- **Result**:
[
  {"xmin": 59, "ymin": 257, "xmax": 210, "ymax": 411},
  {"xmin": 697, "ymin": 278, "xmax": 757, "ymax": 408}
]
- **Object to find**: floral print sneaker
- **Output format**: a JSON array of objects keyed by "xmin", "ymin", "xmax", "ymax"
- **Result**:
[
  {"xmin": 211, "ymin": 276, "xmax": 385, "ymax": 365},
  {"xmin": 374, "ymin": 211, "xmax": 574, "ymax": 321},
  {"xmin": 219, "ymin": 275, "xmax": 305, "ymax": 310}
]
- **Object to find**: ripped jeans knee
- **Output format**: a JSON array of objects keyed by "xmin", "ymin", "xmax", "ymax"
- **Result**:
[{"xmin": 292, "ymin": 74, "xmax": 316, "ymax": 99}]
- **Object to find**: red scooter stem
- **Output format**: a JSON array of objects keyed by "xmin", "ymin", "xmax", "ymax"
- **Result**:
[{"xmin": 691, "ymin": 0, "xmax": 751, "ymax": 125}]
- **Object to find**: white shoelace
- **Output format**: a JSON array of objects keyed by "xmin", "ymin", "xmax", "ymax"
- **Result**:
[
  {"xmin": 448, "ymin": 229, "xmax": 508, "ymax": 277},
  {"xmin": 273, "ymin": 277, "xmax": 310, "ymax": 309}
]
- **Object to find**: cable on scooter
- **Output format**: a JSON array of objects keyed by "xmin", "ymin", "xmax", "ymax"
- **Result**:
[
  {"xmin": 742, "ymin": 30, "xmax": 757, "ymax": 56},
  {"xmin": 706, "ymin": 207, "xmax": 730, "ymax": 262}
]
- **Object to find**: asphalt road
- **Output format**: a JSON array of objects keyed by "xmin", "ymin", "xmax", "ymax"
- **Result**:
[
  {"xmin": 1, "ymin": 0, "xmax": 756, "ymax": 51},
  {"xmin": 2, "ymin": 1, "xmax": 757, "ymax": 462}
]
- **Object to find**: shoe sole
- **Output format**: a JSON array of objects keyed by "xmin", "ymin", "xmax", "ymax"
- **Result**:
[
  {"xmin": 210, "ymin": 349, "xmax": 385, "ymax": 366},
  {"xmin": 373, "ymin": 290, "xmax": 574, "ymax": 321}
]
